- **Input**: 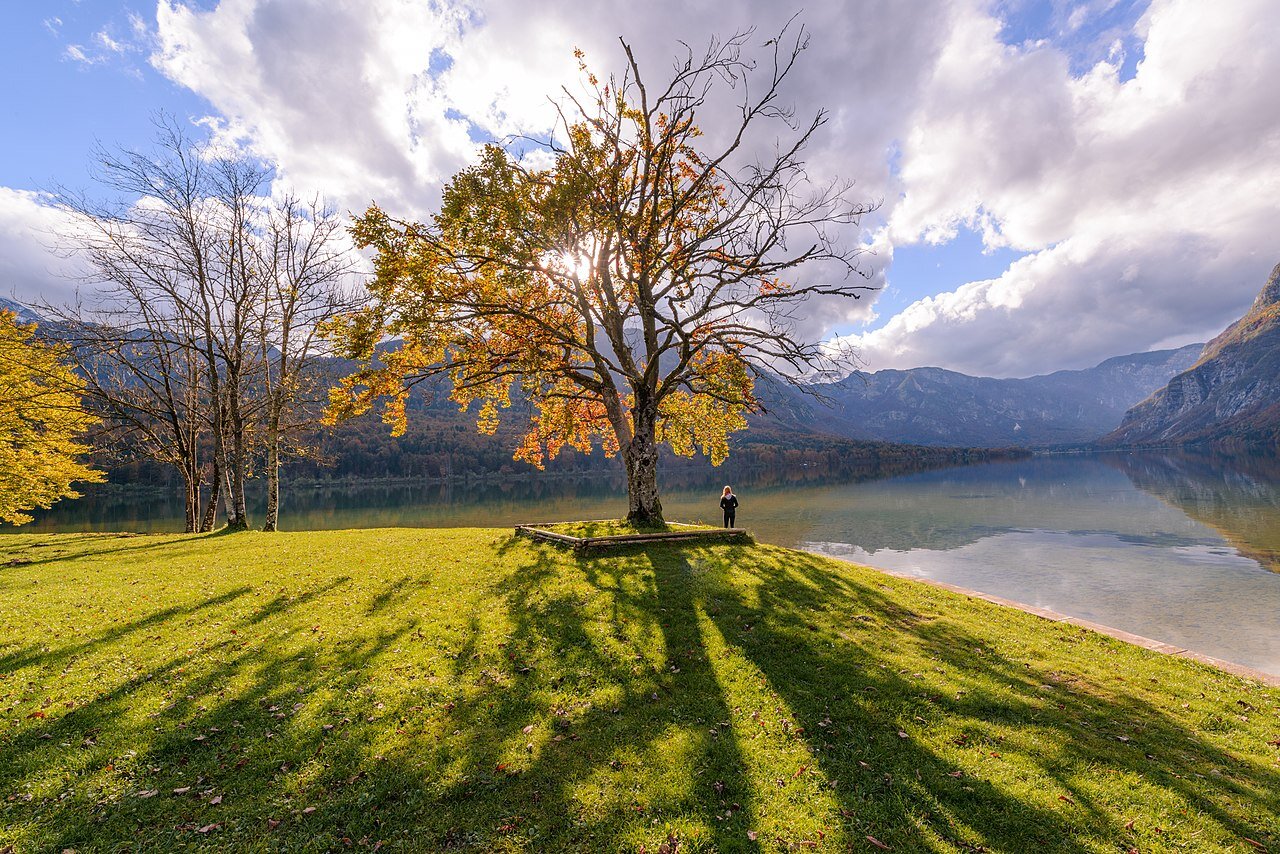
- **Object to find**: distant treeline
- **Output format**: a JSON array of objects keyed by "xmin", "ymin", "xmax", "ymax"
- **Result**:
[{"xmin": 96, "ymin": 389, "xmax": 1028, "ymax": 490}]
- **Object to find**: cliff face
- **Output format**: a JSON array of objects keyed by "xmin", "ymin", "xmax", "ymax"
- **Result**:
[{"xmin": 1104, "ymin": 262, "xmax": 1280, "ymax": 447}]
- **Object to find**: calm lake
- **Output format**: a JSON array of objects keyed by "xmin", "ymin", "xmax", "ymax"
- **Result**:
[{"xmin": 11, "ymin": 450, "xmax": 1280, "ymax": 676}]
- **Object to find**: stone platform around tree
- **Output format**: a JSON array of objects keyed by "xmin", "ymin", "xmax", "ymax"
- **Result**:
[{"xmin": 514, "ymin": 520, "xmax": 751, "ymax": 552}]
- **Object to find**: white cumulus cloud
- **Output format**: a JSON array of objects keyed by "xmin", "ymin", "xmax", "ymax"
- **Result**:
[{"xmin": 4, "ymin": 0, "xmax": 1279, "ymax": 379}]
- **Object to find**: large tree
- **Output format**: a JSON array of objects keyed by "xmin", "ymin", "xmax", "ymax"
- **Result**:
[
  {"xmin": 0, "ymin": 310, "xmax": 103, "ymax": 526},
  {"xmin": 329, "ymin": 27, "xmax": 874, "ymax": 524}
]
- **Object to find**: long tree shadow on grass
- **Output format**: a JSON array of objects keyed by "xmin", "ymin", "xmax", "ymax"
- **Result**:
[
  {"xmin": 690, "ymin": 544, "xmax": 1280, "ymax": 852},
  {"xmin": 5, "ymin": 537, "xmax": 761, "ymax": 851},
  {"xmin": 0, "ymin": 532, "xmax": 222, "ymax": 575},
  {"xmin": 7, "ymin": 535, "xmax": 1278, "ymax": 852},
  {"xmin": 0, "ymin": 584, "xmax": 254, "ymax": 675},
  {"xmin": 2, "ymin": 576, "xmax": 427, "ymax": 851},
  {"xmin": 395, "ymin": 539, "xmax": 766, "ymax": 849}
]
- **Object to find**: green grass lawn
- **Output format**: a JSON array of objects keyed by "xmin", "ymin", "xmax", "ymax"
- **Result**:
[
  {"xmin": 538, "ymin": 521, "xmax": 721, "ymax": 538},
  {"xmin": 0, "ymin": 529, "xmax": 1277, "ymax": 852}
]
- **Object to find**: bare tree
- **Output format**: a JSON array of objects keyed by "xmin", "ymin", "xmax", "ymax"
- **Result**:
[
  {"xmin": 46, "ymin": 119, "xmax": 238, "ymax": 531},
  {"xmin": 54, "ymin": 295, "xmax": 211, "ymax": 532},
  {"xmin": 48, "ymin": 116, "xmax": 354, "ymax": 532},
  {"xmin": 253, "ymin": 194, "xmax": 359, "ymax": 531}
]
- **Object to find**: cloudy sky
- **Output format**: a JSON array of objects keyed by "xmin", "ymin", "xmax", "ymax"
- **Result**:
[{"xmin": 2, "ymin": 0, "xmax": 1277, "ymax": 378}]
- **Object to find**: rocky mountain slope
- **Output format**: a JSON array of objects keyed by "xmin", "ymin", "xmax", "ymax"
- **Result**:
[{"xmin": 1103, "ymin": 262, "xmax": 1280, "ymax": 447}]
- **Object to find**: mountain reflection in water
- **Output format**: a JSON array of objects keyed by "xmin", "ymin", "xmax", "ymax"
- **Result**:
[
  {"xmin": 1103, "ymin": 448, "xmax": 1280, "ymax": 572},
  {"xmin": 796, "ymin": 451, "xmax": 1280, "ymax": 676}
]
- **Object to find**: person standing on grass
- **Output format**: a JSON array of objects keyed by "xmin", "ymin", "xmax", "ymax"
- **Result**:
[{"xmin": 720, "ymin": 485, "xmax": 739, "ymax": 528}]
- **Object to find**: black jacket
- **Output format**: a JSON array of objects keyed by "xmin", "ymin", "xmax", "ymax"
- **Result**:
[{"xmin": 720, "ymin": 494, "xmax": 739, "ymax": 511}]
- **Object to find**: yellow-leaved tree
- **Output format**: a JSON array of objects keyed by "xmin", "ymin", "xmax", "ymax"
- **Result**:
[
  {"xmin": 328, "ymin": 25, "xmax": 874, "ymax": 524},
  {"xmin": 0, "ymin": 310, "xmax": 104, "ymax": 525}
]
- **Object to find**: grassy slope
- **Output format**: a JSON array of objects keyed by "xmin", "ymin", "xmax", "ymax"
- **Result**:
[{"xmin": 0, "ymin": 530, "xmax": 1277, "ymax": 853}]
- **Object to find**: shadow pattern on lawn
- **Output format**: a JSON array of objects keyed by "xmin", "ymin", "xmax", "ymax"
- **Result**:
[{"xmin": 0, "ymin": 535, "xmax": 1277, "ymax": 852}]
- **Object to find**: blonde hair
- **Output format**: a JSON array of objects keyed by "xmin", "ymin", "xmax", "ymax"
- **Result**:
[{"xmin": 722, "ymin": 485, "xmax": 733, "ymax": 495}]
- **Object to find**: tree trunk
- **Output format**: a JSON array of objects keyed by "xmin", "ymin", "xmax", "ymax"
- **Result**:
[
  {"xmin": 211, "ymin": 397, "xmax": 245, "ymax": 531},
  {"xmin": 219, "ymin": 448, "xmax": 248, "ymax": 531},
  {"xmin": 224, "ymin": 395, "xmax": 250, "ymax": 531},
  {"xmin": 624, "ymin": 399, "xmax": 663, "ymax": 525},
  {"xmin": 262, "ymin": 428, "xmax": 280, "ymax": 532},
  {"xmin": 200, "ymin": 460, "xmax": 221, "ymax": 533},
  {"xmin": 182, "ymin": 472, "xmax": 199, "ymax": 534}
]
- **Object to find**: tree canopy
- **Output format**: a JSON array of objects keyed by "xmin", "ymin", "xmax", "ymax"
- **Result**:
[
  {"xmin": 329, "ymin": 26, "xmax": 874, "ymax": 523},
  {"xmin": 0, "ymin": 310, "xmax": 103, "ymax": 526}
]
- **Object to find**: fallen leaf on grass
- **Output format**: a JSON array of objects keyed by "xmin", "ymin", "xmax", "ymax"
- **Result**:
[
  {"xmin": 866, "ymin": 835, "xmax": 892, "ymax": 850},
  {"xmin": 747, "ymin": 831, "xmax": 758, "ymax": 841},
  {"xmin": 1124, "ymin": 819, "xmax": 1135, "ymax": 830},
  {"xmin": 267, "ymin": 819, "xmax": 281, "ymax": 830},
  {"xmin": 948, "ymin": 770, "xmax": 964, "ymax": 778},
  {"xmin": 208, "ymin": 795, "xmax": 222, "ymax": 805},
  {"xmin": 897, "ymin": 731, "xmax": 908, "ymax": 739},
  {"xmin": 26, "ymin": 711, "xmax": 46, "ymax": 719},
  {"xmin": 1243, "ymin": 839, "xmax": 1266, "ymax": 851},
  {"xmin": 137, "ymin": 790, "xmax": 158, "ymax": 798},
  {"xmin": 302, "ymin": 806, "xmax": 316, "ymax": 815},
  {"xmin": 173, "ymin": 787, "xmax": 191, "ymax": 795},
  {"xmin": 196, "ymin": 824, "xmax": 220, "ymax": 834},
  {"xmin": 522, "ymin": 725, "xmax": 535, "ymax": 734},
  {"xmin": 1058, "ymin": 795, "xmax": 1075, "ymax": 805}
]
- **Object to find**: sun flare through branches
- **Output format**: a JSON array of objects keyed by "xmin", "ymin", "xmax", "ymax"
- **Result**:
[{"xmin": 327, "ymin": 22, "xmax": 877, "ymax": 524}]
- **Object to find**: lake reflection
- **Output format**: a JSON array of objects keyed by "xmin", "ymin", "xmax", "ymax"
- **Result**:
[
  {"xmin": 10, "ymin": 450, "xmax": 1280, "ymax": 675},
  {"xmin": 796, "ymin": 452, "xmax": 1280, "ymax": 676}
]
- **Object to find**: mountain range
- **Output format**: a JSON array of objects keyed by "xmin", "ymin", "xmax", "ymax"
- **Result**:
[
  {"xmin": 0, "ymin": 296, "xmax": 43, "ymax": 324},
  {"xmin": 752, "ymin": 344, "xmax": 1203, "ymax": 448},
  {"xmin": 1103, "ymin": 262, "xmax": 1280, "ymax": 447},
  {"xmin": 3, "ymin": 294, "xmax": 1210, "ymax": 451}
]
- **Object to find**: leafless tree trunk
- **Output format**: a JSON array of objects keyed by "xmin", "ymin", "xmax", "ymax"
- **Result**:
[
  {"xmin": 200, "ymin": 456, "xmax": 221, "ymax": 533},
  {"xmin": 254, "ymin": 195, "xmax": 358, "ymax": 532}
]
